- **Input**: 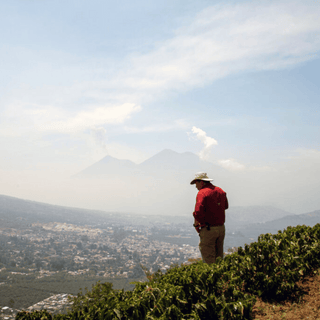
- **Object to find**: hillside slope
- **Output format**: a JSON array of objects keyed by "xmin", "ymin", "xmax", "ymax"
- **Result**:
[{"xmin": 253, "ymin": 269, "xmax": 320, "ymax": 319}]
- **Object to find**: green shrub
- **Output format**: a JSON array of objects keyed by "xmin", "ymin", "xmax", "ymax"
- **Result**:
[
  {"xmin": 16, "ymin": 310, "xmax": 53, "ymax": 319},
  {"xmin": 15, "ymin": 224, "xmax": 320, "ymax": 320}
]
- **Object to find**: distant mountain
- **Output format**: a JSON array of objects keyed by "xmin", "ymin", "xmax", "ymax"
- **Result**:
[
  {"xmin": 139, "ymin": 149, "xmax": 207, "ymax": 171},
  {"xmin": 226, "ymin": 206, "xmax": 293, "ymax": 230},
  {"xmin": 0, "ymin": 193, "xmax": 302, "ymax": 230},
  {"xmin": 0, "ymin": 194, "xmax": 192, "ymax": 227},
  {"xmin": 69, "ymin": 149, "xmax": 228, "ymax": 215},
  {"xmin": 74, "ymin": 149, "xmax": 224, "ymax": 183},
  {"xmin": 236, "ymin": 210, "xmax": 320, "ymax": 240},
  {"xmin": 224, "ymin": 208, "xmax": 320, "ymax": 249},
  {"xmin": 71, "ymin": 149, "xmax": 306, "ymax": 217},
  {"xmin": 0, "ymin": 194, "xmax": 119, "ymax": 226},
  {"xmin": 74, "ymin": 155, "xmax": 136, "ymax": 177}
]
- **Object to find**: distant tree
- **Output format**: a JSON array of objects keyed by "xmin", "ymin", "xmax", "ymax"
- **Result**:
[
  {"xmin": 9, "ymin": 261, "xmax": 16, "ymax": 268},
  {"xmin": 88, "ymin": 269, "xmax": 96, "ymax": 276},
  {"xmin": 122, "ymin": 247, "xmax": 129, "ymax": 254},
  {"xmin": 8, "ymin": 298, "xmax": 15, "ymax": 308},
  {"xmin": 81, "ymin": 235, "xmax": 89, "ymax": 242},
  {"xmin": 82, "ymin": 249, "xmax": 89, "ymax": 255},
  {"xmin": 132, "ymin": 264, "xmax": 145, "ymax": 277},
  {"xmin": 9, "ymin": 236, "xmax": 18, "ymax": 243},
  {"xmin": 132, "ymin": 251, "xmax": 140, "ymax": 261},
  {"xmin": 53, "ymin": 243, "xmax": 62, "ymax": 250},
  {"xmin": 113, "ymin": 228, "xmax": 126, "ymax": 242},
  {"xmin": 67, "ymin": 259, "xmax": 76, "ymax": 271},
  {"xmin": 35, "ymin": 260, "xmax": 43, "ymax": 270},
  {"xmin": 76, "ymin": 241, "xmax": 83, "ymax": 249},
  {"xmin": 50, "ymin": 258, "xmax": 66, "ymax": 271},
  {"xmin": 23, "ymin": 255, "xmax": 33, "ymax": 266},
  {"xmin": 101, "ymin": 245, "xmax": 114, "ymax": 253}
]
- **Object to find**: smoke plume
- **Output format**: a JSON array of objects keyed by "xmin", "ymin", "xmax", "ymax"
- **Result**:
[{"xmin": 191, "ymin": 126, "xmax": 218, "ymax": 160}]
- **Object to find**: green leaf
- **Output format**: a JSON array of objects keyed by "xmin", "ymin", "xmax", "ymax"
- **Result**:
[{"xmin": 113, "ymin": 308, "xmax": 121, "ymax": 319}]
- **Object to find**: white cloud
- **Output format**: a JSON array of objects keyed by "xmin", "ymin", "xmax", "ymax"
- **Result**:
[
  {"xmin": 42, "ymin": 103, "xmax": 142, "ymax": 134},
  {"xmin": 217, "ymin": 159, "xmax": 246, "ymax": 171},
  {"xmin": 9, "ymin": 0, "xmax": 317, "ymax": 112},
  {"xmin": 248, "ymin": 165, "xmax": 274, "ymax": 172},
  {"xmin": 1, "ymin": 103, "xmax": 142, "ymax": 136},
  {"xmin": 189, "ymin": 126, "xmax": 247, "ymax": 170},
  {"xmin": 190, "ymin": 126, "xmax": 218, "ymax": 160},
  {"xmin": 124, "ymin": 119, "xmax": 190, "ymax": 134},
  {"xmin": 2, "ymin": 0, "xmax": 319, "ymax": 137},
  {"xmin": 288, "ymin": 148, "xmax": 320, "ymax": 159},
  {"xmin": 116, "ymin": 0, "xmax": 320, "ymax": 95}
]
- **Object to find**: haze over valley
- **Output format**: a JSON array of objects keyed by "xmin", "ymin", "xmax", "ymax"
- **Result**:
[{"xmin": 2, "ymin": 148, "xmax": 320, "ymax": 219}]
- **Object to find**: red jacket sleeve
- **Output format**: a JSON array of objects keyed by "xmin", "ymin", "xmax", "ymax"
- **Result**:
[{"xmin": 193, "ymin": 191, "xmax": 206, "ymax": 224}]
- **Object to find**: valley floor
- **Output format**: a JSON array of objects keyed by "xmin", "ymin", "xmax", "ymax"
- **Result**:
[{"xmin": 252, "ymin": 269, "xmax": 320, "ymax": 319}]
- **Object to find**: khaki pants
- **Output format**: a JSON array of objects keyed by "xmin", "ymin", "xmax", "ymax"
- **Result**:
[{"xmin": 199, "ymin": 225, "xmax": 225, "ymax": 264}]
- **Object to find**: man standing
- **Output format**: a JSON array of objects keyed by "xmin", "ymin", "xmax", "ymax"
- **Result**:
[{"xmin": 190, "ymin": 172, "xmax": 229, "ymax": 264}]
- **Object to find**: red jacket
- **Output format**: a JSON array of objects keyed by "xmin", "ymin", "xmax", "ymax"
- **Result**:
[{"xmin": 193, "ymin": 184, "xmax": 228, "ymax": 227}]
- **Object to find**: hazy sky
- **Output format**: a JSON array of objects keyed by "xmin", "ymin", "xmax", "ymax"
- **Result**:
[{"xmin": 0, "ymin": 0, "xmax": 319, "ymax": 214}]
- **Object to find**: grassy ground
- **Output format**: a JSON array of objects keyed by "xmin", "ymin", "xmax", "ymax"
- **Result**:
[
  {"xmin": 0, "ymin": 273, "xmax": 142, "ymax": 310},
  {"xmin": 252, "ymin": 269, "xmax": 320, "ymax": 319}
]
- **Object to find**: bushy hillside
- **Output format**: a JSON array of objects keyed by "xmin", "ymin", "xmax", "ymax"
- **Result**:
[{"xmin": 16, "ymin": 224, "xmax": 320, "ymax": 319}]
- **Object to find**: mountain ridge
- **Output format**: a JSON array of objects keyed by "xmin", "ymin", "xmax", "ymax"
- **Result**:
[
  {"xmin": 234, "ymin": 210, "xmax": 320, "ymax": 241},
  {"xmin": 0, "ymin": 193, "xmax": 314, "ymax": 231},
  {"xmin": 74, "ymin": 149, "xmax": 223, "ymax": 178}
]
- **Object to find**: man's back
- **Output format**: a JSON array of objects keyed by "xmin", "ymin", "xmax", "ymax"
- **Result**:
[{"xmin": 194, "ymin": 184, "xmax": 228, "ymax": 226}]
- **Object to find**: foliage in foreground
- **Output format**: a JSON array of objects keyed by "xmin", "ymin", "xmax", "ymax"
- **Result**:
[{"xmin": 16, "ymin": 224, "xmax": 320, "ymax": 319}]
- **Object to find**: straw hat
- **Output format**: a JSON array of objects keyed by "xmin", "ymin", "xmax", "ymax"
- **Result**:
[{"xmin": 190, "ymin": 172, "xmax": 213, "ymax": 185}]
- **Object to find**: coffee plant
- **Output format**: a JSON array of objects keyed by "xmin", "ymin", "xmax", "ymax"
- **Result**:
[{"xmin": 16, "ymin": 224, "xmax": 320, "ymax": 319}]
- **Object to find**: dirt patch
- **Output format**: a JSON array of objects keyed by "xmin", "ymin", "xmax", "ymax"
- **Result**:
[{"xmin": 252, "ymin": 270, "xmax": 320, "ymax": 319}]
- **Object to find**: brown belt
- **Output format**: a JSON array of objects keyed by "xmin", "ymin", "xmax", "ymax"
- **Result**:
[{"xmin": 200, "ymin": 223, "xmax": 223, "ymax": 230}]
